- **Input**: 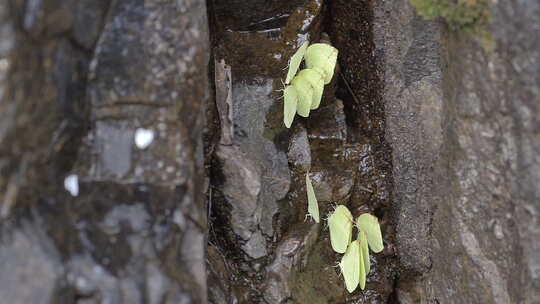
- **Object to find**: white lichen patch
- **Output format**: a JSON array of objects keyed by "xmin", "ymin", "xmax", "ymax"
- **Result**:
[
  {"xmin": 134, "ymin": 128, "xmax": 155, "ymax": 149},
  {"xmin": 64, "ymin": 174, "xmax": 79, "ymax": 197}
]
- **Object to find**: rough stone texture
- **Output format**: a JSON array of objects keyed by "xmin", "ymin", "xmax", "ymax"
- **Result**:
[
  {"xmin": 209, "ymin": 0, "xmax": 322, "ymax": 265},
  {"xmin": 493, "ymin": 3, "xmax": 540, "ymax": 302},
  {"xmin": 0, "ymin": 0, "xmax": 97, "ymax": 218},
  {"xmin": 379, "ymin": 0, "xmax": 540, "ymax": 302},
  {"xmin": 213, "ymin": 79, "xmax": 290, "ymax": 260},
  {"xmin": 78, "ymin": 0, "xmax": 210, "ymax": 302},
  {"xmin": 327, "ymin": 1, "xmax": 398, "ymax": 302},
  {"xmin": 0, "ymin": 222, "xmax": 65, "ymax": 304},
  {"xmin": 287, "ymin": 124, "xmax": 311, "ymax": 171},
  {"xmin": 262, "ymin": 222, "xmax": 319, "ymax": 304},
  {"xmin": 0, "ymin": 0, "xmax": 210, "ymax": 303},
  {"xmin": 377, "ymin": 0, "xmax": 438, "ymax": 276}
]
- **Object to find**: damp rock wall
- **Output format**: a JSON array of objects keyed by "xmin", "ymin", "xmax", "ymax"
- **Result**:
[{"xmin": 206, "ymin": 0, "xmax": 397, "ymax": 303}]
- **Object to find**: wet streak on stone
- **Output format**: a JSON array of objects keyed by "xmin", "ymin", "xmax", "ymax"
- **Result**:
[
  {"xmin": 211, "ymin": 0, "xmax": 303, "ymax": 31},
  {"xmin": 327, "ymin": 0, "xmax": 398, "ymax": 302},
  {"xmin": 207, "ymin": 0, "xmax": 398, "ymax": 303},
  {"xmin": 207, "ymin": 0, "xmax": 326, "ymax": 302}
]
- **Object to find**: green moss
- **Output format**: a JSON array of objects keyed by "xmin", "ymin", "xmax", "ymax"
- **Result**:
[{"xmin": 410, "ymin": 0, "xmax": 490, "ymax": 34}]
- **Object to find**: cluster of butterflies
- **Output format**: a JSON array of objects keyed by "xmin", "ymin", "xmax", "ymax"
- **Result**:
[
  {"xmin": 283, "ymin": 41, "xmax": 339, "ymax": 128},
  {"xmin": 329, "ymin": 206, "xmax": 383, "ymax": 293},
  {"xmin": 306, "ymin": 174, "xmax": 384, "ymax": 293},
  {"xmin": 284, "ymin": 41, "xmax": 383, "ymax": 293}
]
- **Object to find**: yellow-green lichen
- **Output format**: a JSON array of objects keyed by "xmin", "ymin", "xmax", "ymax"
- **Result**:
[{"xmin": 410, "ymin": 0, "xmax": 490, "ymax": 34}]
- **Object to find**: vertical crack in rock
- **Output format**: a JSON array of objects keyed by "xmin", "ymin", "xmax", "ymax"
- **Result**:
[
  {"xmin": 208, "ymin": 0, "xmax": 398, "ymax": 302},
  {"xmin": 207, "ymin": 0, "xmax": 324, "ymax": 301}
]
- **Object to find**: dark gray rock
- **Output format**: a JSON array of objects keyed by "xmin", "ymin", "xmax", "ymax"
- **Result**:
[
  {"xmin": 328, "ymin": 2, "xmax": 398, "ymax": 301},
  {"xmin": 288, "ymin": 124, "xmax": 312, "ymax": 171},
  {"xmin": 71, "ymin": 0, "xmax": 109, "ymax": 49},
  {"xmin": 0, "ymin": 1, "xmax": 210, "ymax": 304},
  {"xmin": 0, "ymin": 222, "xmax": 64, "ymax": 304},
  {"xmin": 262, "ymin": 222, "xmax": 319, "ymax": 304},
  {"xmin": 79, "ymin": 0, "xmax": 210, "ymax": 302},
  {"xmin": 306, "ymin": 100, "xmax": 355, "ymax": 203},
  {"xmin": 377, "ymin": 0, "xmax": 540, "ymax": 302},
  {"xmin": 214, "ymin": 79, "xmax": 289, "ymax": 259},
  {"xmin": 307, "ymin": 99, "xmax": 347, "ymax": 143},
  {"xmin": 492, "ymin": 3, "xmax": 540, "ymax": 302},
  {"xmin": 377, "ymin": 0, "xmax": 438, "ymax": 276}
]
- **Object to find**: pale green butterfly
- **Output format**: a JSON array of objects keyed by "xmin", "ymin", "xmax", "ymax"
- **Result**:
[
  {"xmin": 285, "ymin": 41, "xmax": 309, "ymax": 84},
  {"xmin": 283, "ymin": 85, "xmax": 298, "ymax": 128},
  {"xmin": 296, "ymin": 68, "xmax": 325, "ymax": 110},
  {"xmin": 356, "ymin": 213, "xmax": 384, "ymax": 253},
  {"xmin": 304, "ymin": 43, "xmax": 338, "ymax": 85},
  {"xmin": 358, "ymin": 230, "xmax": 370, "ymax": 276},
  {"xmin": 328, "ymin": 205, "xmax": 353, "ymax": 253},
  {"xmin": 305, "ymin": 172, "xmax": 319, "ymax": 223},
  {"xmin": 339, "ymin": 239, "xmax": 360, "ymax": 293},
  {"xmin": 290, "ymin": 75, "xmax": 313, "ymax": 117},
  {"xmin": 358, "ymin": 240, "xmax": 366, "ymax": 291}
]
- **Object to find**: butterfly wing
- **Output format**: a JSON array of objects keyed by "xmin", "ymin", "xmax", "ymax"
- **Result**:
[
  {"xmin": 283, "ymin": 85, "xmax": 298, "ymax": 128},
  {"xmin": 356, "ymin": 213, "xmax": 384, "ymax": 253},
  {"xmin": 285, "ymin": 41, "xmax": 309, "ymax": 84},
  {"xmin": 306, "ymin": 173, "xmax": 320, "ymax": 223},
  {"xmin": 329, "ymin": 205, "xmax": 353, "ymax": 253},
  {"xmin": 358, "ymin": 230, "xmax": 370, "ymax": 275},
  {"xmin": 358, "ymin": 240, "xmax": 366, "ymax": 290},
  {"xmin": 297, "ymin": 68, "xmax": 325, "ymax": 109},
  {"xmin": 305, "ymin": 43, "xmax": 338, "ymax": 84},
  {"xmin": 339, "ymin": 240, "xmax": 360, "ymax": 293},
  {"xmin": 291, "ymin": 75, "xmax": 313, "ymax": 117}
]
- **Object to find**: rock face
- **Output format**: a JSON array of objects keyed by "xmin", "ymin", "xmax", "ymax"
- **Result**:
[
  {"xmin": 1, "ymin": 0, "xmax": 539, "ymax": 303},
  {"xmin": 379, "ymin": 0, "xmax": 540, "ymax": 303},
  {"xmin": 0, "ymin": 0, "xmax": 209, "ymax": 303},
  {"xmin": 379, "ymin": 0, "xmax": 441, "ymax": 277}
]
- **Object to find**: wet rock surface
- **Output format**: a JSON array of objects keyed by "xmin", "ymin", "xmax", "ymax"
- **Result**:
[
  {"xmin": 262, "ymin": 222, "xmax": 319, "ymax": 303},
  {"xmin": 208, "ymin": 0, "xmax": 397, "ymax": 303}
]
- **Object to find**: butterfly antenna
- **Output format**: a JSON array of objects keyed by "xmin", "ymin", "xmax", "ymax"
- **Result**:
[
  {"xmin": 283, "ymin": 58, "xmax": 291, "ymax": 70},
  {"xmin": 274, "ymin": 80, "xmax": 286, "ymax": 94}
]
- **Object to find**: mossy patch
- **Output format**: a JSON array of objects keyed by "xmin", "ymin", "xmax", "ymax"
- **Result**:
[{"xmin": 410, "ymin": 0, "xmax": 490, "ymax": 34}]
